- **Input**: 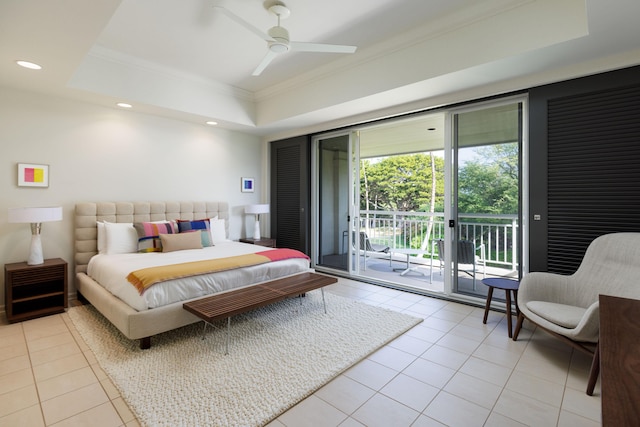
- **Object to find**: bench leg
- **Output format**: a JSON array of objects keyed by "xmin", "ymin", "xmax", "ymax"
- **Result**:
[
  {"xmin": 225, "ymin": 317, "xmax": 231, "ymax": 355},
  {"xmin": 321, "ymin": 288, "xmax": 327, "ymax": 314},
  {"xmin": 201, "ymin": 321, "xmax": 208, "ymax": 340}
]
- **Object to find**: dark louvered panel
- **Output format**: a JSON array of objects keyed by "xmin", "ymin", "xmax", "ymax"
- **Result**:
[
  {"xmin": 275, "ymin": 144, "xmax": 302, "ymax": 251},
  {"xmin": 547, "ymin": 84, "xmax": 640, "ymax": 274}
]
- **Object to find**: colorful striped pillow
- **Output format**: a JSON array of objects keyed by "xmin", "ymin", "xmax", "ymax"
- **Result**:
[
  {"xmin": 177, "ymin": 219, "xmax": 213, "ymax": 247},
  {"xmin": 134, "ymin": 221, "xmax": 175, "ymax": 252}
]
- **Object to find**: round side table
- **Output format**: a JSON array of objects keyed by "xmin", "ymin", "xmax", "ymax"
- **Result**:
[{"xmin": 482, "ymin": 277, "xmax": 520, "ymax": 337}]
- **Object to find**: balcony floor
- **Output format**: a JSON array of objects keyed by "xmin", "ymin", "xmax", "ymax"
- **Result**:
[{"xmin": 317, "ymin": 252, "xmax": 519, "ymax": 304}]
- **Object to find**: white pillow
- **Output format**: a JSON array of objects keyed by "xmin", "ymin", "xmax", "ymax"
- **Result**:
[
  {"xmin": 97, "ymin": 221, "xmax": 106, "ymax": 254},
  {"xmin": 104, "ymin": 222, "xmax": 138, "ymax": 254},
  {"xmin": 210, "ymin": 218, "xmax": 227, "ymax": 243}
]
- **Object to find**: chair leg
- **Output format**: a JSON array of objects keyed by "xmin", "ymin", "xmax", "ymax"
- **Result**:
[
  {"xmin": 472, "ymin": 264, "xmax": 476, "ymax": 291},
  {"xmin": 513, "ymin": 312, "xmax": 525, "ymax": 341},
  {"xmin": 586, "ymin": 341, "xmax": 600, "ymax": 396}
]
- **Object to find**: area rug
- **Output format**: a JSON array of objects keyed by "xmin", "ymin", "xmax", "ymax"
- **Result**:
[{"xmin": 68, "ymin": 291, "xmax": 422, "ymax": 427}]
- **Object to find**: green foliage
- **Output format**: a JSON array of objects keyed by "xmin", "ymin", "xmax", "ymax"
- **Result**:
[
  {"xmin": 457, "ymin": 143, "xmax": 518, "ymax": 215},
  {"xmin": 360, "ymin": 154, "xmax": 445, "ymax": 212},
  {"xmin": 360, "ymin": 143, "xmax": 518, "ymax": 217}
]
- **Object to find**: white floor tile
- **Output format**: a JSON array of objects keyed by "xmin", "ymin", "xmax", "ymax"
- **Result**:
[
  {"xmin": 343, "ymin": 359, "xmax": 398, "ymax": 391},
  {"xmin": 557, "ymin": 410, "xmax": 601, "ymax": 427},
  {"xmin": 443, "ymin": 372, "xmax": 503, "ymax": 409},
  {"xmin": 402, "ymin": 358, "xmax": 456, "ymax": 389},
  {"xmin": 420, "ymin": 344, "xmax": 469, "ymax": 370},
  {"xmin": 351, "ymin": 393, "xmax": 420, "ymax": 427},
  {"xmin": 493, "ymin": 389, "xmax": 561, "ymax": 427},
  {"xmin": 278, "ymin": 395, "xmax": 348, "ymax": 427},
  {"xmin": 472, "ymin": 342, "xmax": 522, "ymax": 370},
  {"xmin": 380, "ymin": 373, "xmax": 439, "ymax": 412},
  {"xmin": 315, "ymin": 375, "xmax": 376, "ymax": 415},
  {"xmin": 410, "ymin": 414, "xmax": 448, "ymax": 427},
  {"xmin": 368, "ymin": 345, "xmax": 417, "ymax": 371},
  {"xmin": 459, "ymin": 356, "xmax": 512, "ymax": 387},
  {"xmin": 388, "ymin": 333, "xmax": 433, "ymax": 357},
  {"xmin": 423, "ymin": 391, "xmax": 490, "ymax": 427},
  {"xmin": 561, "ymin": 387, "xmax": 601, "ymax": 423}
]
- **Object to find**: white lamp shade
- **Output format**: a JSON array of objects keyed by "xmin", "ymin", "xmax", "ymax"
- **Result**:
[
  {"xmin": 245, "ymin": 204, "xmax": 269, "ymax": 215},
  {"xmin": 8, "ymin": 206, "xmax": 63, "ymax": 223},
  {"xmin": 8, "ymin": 207, "xmax": 62, "ymax": 265}
]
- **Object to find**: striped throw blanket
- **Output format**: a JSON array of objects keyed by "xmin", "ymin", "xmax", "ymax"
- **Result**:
[{"xmin": 127, "ymin": 248, "xmax": 309, "ymax": 295}]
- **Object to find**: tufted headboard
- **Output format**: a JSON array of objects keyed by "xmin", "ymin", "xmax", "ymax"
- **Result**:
[{"xmin": 74, "ymin": 201, "xmax": 229, "ymax": 274}]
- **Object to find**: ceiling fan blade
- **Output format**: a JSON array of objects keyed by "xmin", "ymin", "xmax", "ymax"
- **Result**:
[
  {"xmin": 252, "ymin": 50, "xmax": 279, "ymax": 76},
  {"xmin": 289, "ymin": 41, "xmax": 357, "ymax": 54},
  {"xmin": 214, "ymin": 6, "xmax": 272, "ymax": 41}
]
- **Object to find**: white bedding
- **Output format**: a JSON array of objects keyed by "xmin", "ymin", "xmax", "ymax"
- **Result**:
[{"xmin": 87, "ymin": 241, "xmax": 310, "ymax": 311}]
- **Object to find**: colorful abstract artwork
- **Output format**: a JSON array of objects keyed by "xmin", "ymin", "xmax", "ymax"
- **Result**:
[{"xmin": 18, "ymin": 163, "xmax": 49, "ymax": 187}]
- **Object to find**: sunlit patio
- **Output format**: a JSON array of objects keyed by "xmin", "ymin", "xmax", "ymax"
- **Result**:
[{"xmin": 319, "ymin": 209, "xmax": 520, "ymax": 303}]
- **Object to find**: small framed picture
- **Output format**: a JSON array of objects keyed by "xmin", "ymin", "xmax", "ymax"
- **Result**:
[
  {"xmin": 18, "ymin": 163, "xmax": 49, "ymax": 187},
  {"xmin": 241, "ymin": 177, "xmax": 255, "ymax": 193}
]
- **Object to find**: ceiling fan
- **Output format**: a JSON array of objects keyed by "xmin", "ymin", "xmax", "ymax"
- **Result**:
[{"xmin": 214, "ymin": 1, "xmax": 357, "ymax": 76}]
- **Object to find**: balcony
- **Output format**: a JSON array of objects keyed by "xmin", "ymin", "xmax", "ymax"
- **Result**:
[{"xmin": 345, "ymin": 210, "xmax": 519, "ymax": 298}]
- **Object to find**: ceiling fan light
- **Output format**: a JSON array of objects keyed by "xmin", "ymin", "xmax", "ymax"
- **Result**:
[{"xmin": 269, "ymin": 41, "xmax": 289, "ymax": 53}]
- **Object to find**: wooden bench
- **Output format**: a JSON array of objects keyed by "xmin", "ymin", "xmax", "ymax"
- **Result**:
[{"xmin": 183, "ymin": 272, "xmax": 337, "ymax": 353}]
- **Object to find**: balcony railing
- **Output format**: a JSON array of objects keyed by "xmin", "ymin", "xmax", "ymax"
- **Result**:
[{"xmin": 359, "ymin": 210, "xmax": 518, "ymax": 271}]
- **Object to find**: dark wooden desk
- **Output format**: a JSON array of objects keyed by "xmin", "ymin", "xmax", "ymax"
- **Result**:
[{"xmin": 599, "ymin": 294, "xmax": 640, "ymax": 426}]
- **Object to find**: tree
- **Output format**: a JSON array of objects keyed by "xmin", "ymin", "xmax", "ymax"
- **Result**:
[
  {"xmin": 457, "ymin": 143, "xmax": 518, "ymax": 215},
  {"xmin": 360, "ymin": 153, "xmax": 444, "ymax": 212},
  {"xmin": 360, "ymin": 153, "xmax": 444, "ymax": 252}
]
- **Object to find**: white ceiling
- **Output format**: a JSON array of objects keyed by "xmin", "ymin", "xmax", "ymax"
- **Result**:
[{"xmin": 1, "ymin": 0, "xmax": 640, "ymax": 139}]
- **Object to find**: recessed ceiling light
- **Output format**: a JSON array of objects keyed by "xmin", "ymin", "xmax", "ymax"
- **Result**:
[
  {"xmin": 16, "ymin": 60, "xmax": 42, "ymax": 70},
  {"xmin": 206, "ymin": 121, "xmax": 218, "ymax": 126},
  {"xmin": 116, "ymin": 102, "xmax": 132, "ymax": 108}
]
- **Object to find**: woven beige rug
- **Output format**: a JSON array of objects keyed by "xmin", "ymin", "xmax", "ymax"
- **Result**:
[{"xmin": 68, "ymin": 290, "xmax": 422, "ymax": 427}]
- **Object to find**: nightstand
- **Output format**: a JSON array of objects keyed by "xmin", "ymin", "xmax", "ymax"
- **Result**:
[
  {"xmin": 4, "ymin": 258, "xmax": 68, "ymax": 323},
  {"xmin": 239, "ymin": 237, "xmax": 276, "ymax": 248}
]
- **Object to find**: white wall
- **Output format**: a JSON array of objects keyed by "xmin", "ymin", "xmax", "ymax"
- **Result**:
[{"xmin": 0, "ymin": 87, "xmax": 264, "ymax": 305}]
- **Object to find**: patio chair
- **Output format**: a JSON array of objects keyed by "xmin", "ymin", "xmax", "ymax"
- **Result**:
[
  {"xmin": 359, "ymin": 231, "xmax": 390, "ymax": 270},
  {"xmin": 434, "ymin": 239, "xmax": 485, "ymax": 289},
  {"xmin": 513, "ymin": 232, "xmax": 640, "ymax": 395}
]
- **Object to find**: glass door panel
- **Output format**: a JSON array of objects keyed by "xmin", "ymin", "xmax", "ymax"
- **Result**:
[
  {"xmin": 315, "ymin": 135, "xmax": 350, "ymax": 271},
  {"xmin": 452, "ymin": 102, "xmax": 522, "ymax": 298}
]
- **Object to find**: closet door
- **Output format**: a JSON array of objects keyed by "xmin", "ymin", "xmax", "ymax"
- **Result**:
[
  {"xmin": 270, "ymin": 136, "xmax": 311, "ymax": 254},
  {"xmin": 529, "ymin": 65, "xmax": 640, "ymax": 273}
]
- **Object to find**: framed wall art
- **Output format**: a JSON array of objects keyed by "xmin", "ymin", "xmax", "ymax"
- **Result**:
[
  {"xmin": 241, "ymin": 177, "xmax": 255, "ymax": 193},
  {"xmin": 18, "ymin": 163, "xmax": 49, "ymax": 187}
]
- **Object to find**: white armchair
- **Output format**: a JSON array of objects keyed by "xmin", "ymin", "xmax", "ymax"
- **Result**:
[{"xmin": 513, "ymin": 232, "xmax": 640, "ymax": 395}]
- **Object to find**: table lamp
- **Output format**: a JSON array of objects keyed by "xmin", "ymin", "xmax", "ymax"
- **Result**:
[
  {"xmin": 244, "ymin": 204, "xmax": 269, "ymax": 240},
  {"xmin": 8, "ymin": 206, "xmax": 63, "ymax": 265}
]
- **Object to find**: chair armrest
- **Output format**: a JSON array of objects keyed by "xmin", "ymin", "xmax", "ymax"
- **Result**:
[
  {"xmin": 571, "ymin": 300, "xmax": 600, "ymax": 342},
  {"xmin": 518, "ymin": 272, "xmax": 572, "ymax": 305}
]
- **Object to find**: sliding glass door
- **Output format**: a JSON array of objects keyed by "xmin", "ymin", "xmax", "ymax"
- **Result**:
[
  {"xmin": 313, "ymin": 133, "xmax": 352, "ymax": 272},
  {"xmin": 311, "ymin": 96, "xmax": 526, "ymax": 304},
  {"xmin": 451, "ymin": 100, "xmax": 523, "ymax": 298}
]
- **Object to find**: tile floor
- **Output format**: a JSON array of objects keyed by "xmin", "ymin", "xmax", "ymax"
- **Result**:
[{"xmin": 0, "ymin": 277, "xmax": 601, "ymax": 426}]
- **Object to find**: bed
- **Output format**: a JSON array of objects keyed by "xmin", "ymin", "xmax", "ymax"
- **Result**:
[{"xmin": 74, "ymin": 201, "xmax": 311, "ymax": 348}]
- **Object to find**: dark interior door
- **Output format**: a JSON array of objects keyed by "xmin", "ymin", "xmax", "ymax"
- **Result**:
[{"xmin": 270, "ymin": 136, "xmax": 311, "ymax": 254}]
